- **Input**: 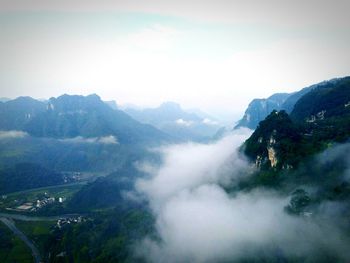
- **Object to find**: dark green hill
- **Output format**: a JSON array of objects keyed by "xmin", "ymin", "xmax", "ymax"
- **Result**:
[
  {"xmin": 291, "ymin": 76, "xmax": 350, "ymax": 121},
  {"xmin": 0, "ymin": 163, "xmax": 64, "ymax": 194},
  {"xmin": 244, "ymin": 110, "xmax": 302, "ymax": 170},
  {"xmin": 244, "ymin": 77, "xmax": 350, "ymax": 170},
  {"xmin": 235, "ymin": 77, "xmax": 348, "ymax": 130}
]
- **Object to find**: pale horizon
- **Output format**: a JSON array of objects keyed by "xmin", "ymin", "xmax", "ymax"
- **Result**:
[{"xmin": 1, "ymin": 0, "xmax": 349, "ymax": 121}]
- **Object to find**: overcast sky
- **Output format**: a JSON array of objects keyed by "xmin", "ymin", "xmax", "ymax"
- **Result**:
[{"xmin": 1, "ymin": 0, "xmax": 349, "ymax": 121}]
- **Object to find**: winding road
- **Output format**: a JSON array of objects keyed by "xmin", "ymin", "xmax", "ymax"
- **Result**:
[
  {"xmin": 0, "ymin": 213, "xmax": 80, "ymax": 263},
  {"xmin": 0, "ymin": 217, "xmax": 41, "ymax": 263}
]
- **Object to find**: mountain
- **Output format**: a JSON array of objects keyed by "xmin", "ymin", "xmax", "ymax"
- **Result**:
[
  {"xmin": 0, "ymin": 94, "xmax": 171, "ymax": 145},
  {"xmin": 104, "ymin": 100, "xmax": 118, "ymax": 110},
  {"xmin": 235, "ymin": 93, "xmax": 290, "ymax": 129},
  {"xmin": 235, "ymin": 77, "xmax": 346, "ymax": 130},
  {"xmin": 243, "ymin": 76, "xmax": 350, "ymax": 170},
  {"xmin": 291, "ymin": 77, "xmax": 350, "ymax": 122},
  {"xmin": 0, "ymin": 96, "xmax": 46, "ymax": 130},
  {"xmin": 0, "ymin": 94, "xmax": 173, "ymax": 174},
  {"xmin": 0, "ymin": 97, "xmax": 11, "ymax": 102},
  {"xmin": 244, "ymin": 110, "xmax": 302, "ymax": 170},
  {"xmin": 125, "ymin": 101, "xmax": 201, "ymax": 124},
  {"xmin": 124, "ymin": 101, "xmax": 222, "ymax": 141}
]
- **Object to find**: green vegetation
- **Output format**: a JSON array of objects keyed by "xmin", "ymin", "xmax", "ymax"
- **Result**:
[
  {"xmin": 285, "ymin": 189, "xmax": 311, "ymax": 215},
  {"xmin": 0, "ymin": 163, "xmax": 65, "ymax": 195},
  {"xmin": 240, "ymin": 78, "xmax": 350, "ymax": 238},
  {"xmin": 244, "ymin": 77, "xmax": 350, "ymax": 171},
  {"xmin": 0, "ymin": 78, "xmax": 349, "ymax": 262},
  {"xmin": 244, "ymin": 110, "xmax": 303, "ymax": 169},
  {"xmin": 0, "ymin": 222, "xmax": 33, "ymax": 263},
  {"xmin": 15, "ymin": 220, "xmax": 55, "ymax": 257},
  {"xmin": 291, "ymin": 77, "xmax": 350, "ymax": 121},
  {"xmin": 45, "ymin": 204, "xmax": 154, "ymax": 263},
  {"xmin": 0, "ymin": 183, "xmax": 83, "ymax": 215}
]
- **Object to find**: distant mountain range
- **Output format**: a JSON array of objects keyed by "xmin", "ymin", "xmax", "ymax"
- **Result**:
[
  {"xmin": 0, "ymin": 94, "xmax": 223, "ymax": 175},
  {"xmin": 0, "ymin": 94, "xmax": 171, "ymax": 145},
  {"xmin": 0, "ymin": 94, "xmax": 176, "ymax": 176},
  {"xmin": 124, "ymin": 101, "xmax": 223, "ymax": 141},
  {"xmin": 235, "ymin": 78, "xmax": 343, "ymax": 129}
]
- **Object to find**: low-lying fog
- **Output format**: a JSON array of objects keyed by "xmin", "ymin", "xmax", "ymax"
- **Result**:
[{"xmin": 132, "ymin": 129, "xmax": 350, "ymax": 262}]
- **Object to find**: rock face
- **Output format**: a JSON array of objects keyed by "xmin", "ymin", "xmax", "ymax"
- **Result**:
[
  {"xmin": 235, "ymin": 93, "xmax": 290, "ymax": 129},
  {"xmin": 267, "ymin": 133, "xmax": 278, "ymax": 167},
  {"xmin": 244, "ymin": 110, "xmax": 301, "ymax": 170},
  {"xmin": 267, "ymin": 147, "xmax": 278, "ymax": 168}
]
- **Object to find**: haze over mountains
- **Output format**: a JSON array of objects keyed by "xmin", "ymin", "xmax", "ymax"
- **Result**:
[
  {"xmin": 0, "ymin": 76, "xmax": 350, "ymax": 263},
  {"xmin": 0, "ymin": 94, "xmax": 224, "ymax": 190},
  {"xmin": 1, "ymin": 0, "xmax": 350, "ymax": 261},
  {"xmin": 0, "ymin": 94, "xmax": 171, "ymax": 144},
  {"xmin": 124, "ymin": 101, "xmax": 222, "ymax": 141}
]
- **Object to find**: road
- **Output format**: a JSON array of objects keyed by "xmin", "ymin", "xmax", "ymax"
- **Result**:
[
  {"xmin": 0, "ymin": 217, "xmax": 42, "ymax": 263},
  {"xmin": 0, "ymin": 212, "xmax": 81, "ymax": 221}
]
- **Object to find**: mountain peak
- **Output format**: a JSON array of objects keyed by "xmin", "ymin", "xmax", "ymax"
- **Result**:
[{"xmin": 48, "ymin": 94, "xmax": 104, "ymax": 112}]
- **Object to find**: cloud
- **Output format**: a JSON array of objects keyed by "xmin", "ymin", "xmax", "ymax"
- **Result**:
[
  {"xmin": 175, "ymin": 118, "xmax": 193, "ymax": 127},
  {"xmin": 316, "ymin": 142, "xmax": 350, "ymax": 181},
  {"xmin": 59, "ymin": 135, "xmax": 119, "ymax": 144},
  {"xmin": 97, "ymin": 135, "xmax": 119, "ymax": 144},
  {"xmin": 136, "ymin": 129, "xmax": 252, "ymax": 208},
  {"xmin": 134, "ymin": 129, "xmax": 350, "ymax": 262},
  {"xmin": 202, "ymin": 118, "xmax": 218, "ymax": 125},
  {"xmin": 0, "ymin": 130, "xmax": 28, "ymax": 139},
  {"xmin": 139, "ymin": 187, "xmax": 349, "ymax": 262}
]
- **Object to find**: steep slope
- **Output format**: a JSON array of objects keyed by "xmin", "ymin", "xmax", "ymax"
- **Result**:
[
  {"xmin": 291, "ymin": 77, "xmax": 350, "ymax": 122},
  {"xmin": 244, "ymin": 110, "xmax": 302, "ymax": 169},
  {"xmin": 235, "ymin": 93, "xmax": 290, "ymax": 129},
  {"xmin": 236, "ymin": 77, "xmax": 347, "ymax": 130}
]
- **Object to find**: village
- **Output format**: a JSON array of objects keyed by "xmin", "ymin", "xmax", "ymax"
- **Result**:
[
  {"xmin": 2, "ymin": 192, "xmax": 67, "ymax": 213},
  {"xmin": 55, "ymin": 216, "xmax": 87, "ymax": 229}
]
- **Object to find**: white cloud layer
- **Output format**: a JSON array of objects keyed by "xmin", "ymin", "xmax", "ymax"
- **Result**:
[
  {"xmin": 0, "ymin": 130, "xmax": 28, "ymax": 139},
  {"xmin": 136, "ymin": 129, "xmax": 252, "ymax": 209},
  {"xmin": 134, "ymin": 129, "xmax": 350, "ymax": 262},
  {"xmin": 175, "ymin": 118, "xmax": 193, "ymax": 127},
  {"xmin": 59, "ymin": 135, "xmax": 119, "ymax": 144}
]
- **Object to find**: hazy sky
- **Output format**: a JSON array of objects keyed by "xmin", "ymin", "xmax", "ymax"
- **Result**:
[{"xmin": 1, "ymin": 0, "xmax": 349, "ymax": 120}]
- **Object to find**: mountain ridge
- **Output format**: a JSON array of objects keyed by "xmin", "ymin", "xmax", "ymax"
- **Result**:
[
  {"xmin": 235, "ymin": 77, "xmax": 347, "ymax": 130},
  {"xmin": 0, "ymin": 94, "xmax": 172, "ymax": 145}
]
